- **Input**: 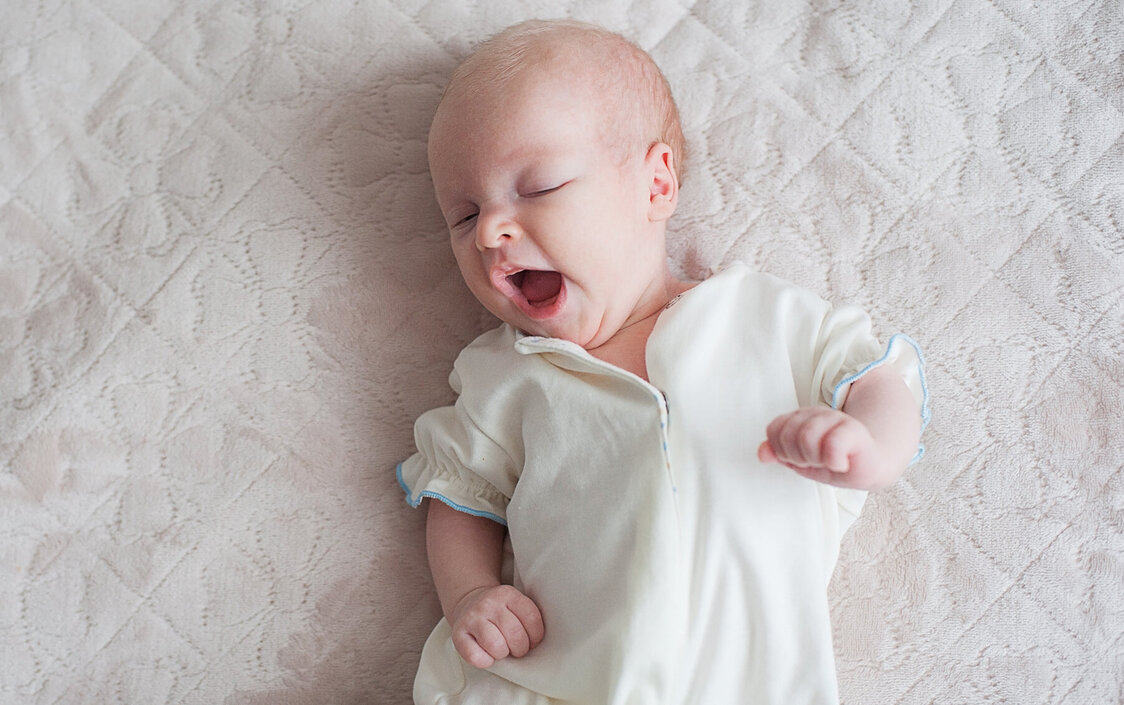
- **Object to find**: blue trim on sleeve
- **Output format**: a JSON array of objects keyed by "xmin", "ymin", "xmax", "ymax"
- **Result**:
[
  {"xmin": 396, "ymin": 463, "xmax": 508, "ymax": 526},
  {"xmin": 829, "ymin": 334, "xmax": 931, "ymax": 464}
]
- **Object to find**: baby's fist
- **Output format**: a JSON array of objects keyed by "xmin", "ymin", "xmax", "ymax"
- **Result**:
[
  {"xmin": 758, "ymin": 407, "xmax": 887, "ymax": 489},
  {"xmin": 450, "ymin": 585, "xmax": 545, "ymax": 669}
]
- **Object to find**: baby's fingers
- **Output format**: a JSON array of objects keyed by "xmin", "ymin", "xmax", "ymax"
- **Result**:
[
  {"xmin": 507, "ymin": 592, "xmax": 545, "ymax": 652},
  {"xmin": 453, "ymin": 621, "xmax": 505, "ymax": 669},
  {"xmin": 819, "ymin": 418, "xmax": 864, "ymax": 472},
  {"xmin": 766, "ymin": 409, "xmax": 847, "ymax": 469},
  {"xmin": 451, "ymin": 586, "xmax": 545, "ymax": 668},
  {"xmin": 492, "ymin": 605, "xmax": 532, "ymax": 658},
  {"xmin": 757, "ymin": 440, "xmax": 778, "ymax": 464}
]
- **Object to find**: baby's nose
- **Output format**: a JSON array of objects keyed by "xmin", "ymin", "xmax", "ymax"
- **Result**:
[{"xmin": 475, "ymin": 209, "xmax": 521, "ymax": 251}]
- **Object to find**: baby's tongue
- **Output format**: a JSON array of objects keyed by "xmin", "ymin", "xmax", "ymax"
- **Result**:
[{"xmin": 520, "ymin": 270, "xmax": 562, "ymax": 306}]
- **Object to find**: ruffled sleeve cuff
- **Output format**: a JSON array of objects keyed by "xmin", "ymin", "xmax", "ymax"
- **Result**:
[
  {"xmin": 827, "ymin": 333, "xmax": 931, "ymax": 464},
  {"xmin": 396, "ymin": 401, "xmax": 515, "ymax": 526},
  {"xmin": 397, "ymin": 455, "xmax": 509, "ymax": 525}
]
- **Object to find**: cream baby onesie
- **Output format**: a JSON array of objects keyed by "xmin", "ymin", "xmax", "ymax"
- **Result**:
[{"xmin": 398, "ymin": 262, "xmax": 929, "ymax": 704}]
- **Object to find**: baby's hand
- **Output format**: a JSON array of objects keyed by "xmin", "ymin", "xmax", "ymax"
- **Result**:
[
  {"xmin": 757, "ymin": 407, "xmax": 890, "ymax": 490},
  {"xmin": 450, "ymin": 584, "xmax": 545, "ymax": 669}
]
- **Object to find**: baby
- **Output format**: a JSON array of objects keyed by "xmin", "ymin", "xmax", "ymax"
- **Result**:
[{"xmin": 398, "ymin": 19, "xmax": 929, "ymax": 705}]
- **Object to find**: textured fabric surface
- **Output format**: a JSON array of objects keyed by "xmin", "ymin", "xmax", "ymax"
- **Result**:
[{"xmin": 1, "ymin": 1, "xmax": 1121, "ymax": 703}]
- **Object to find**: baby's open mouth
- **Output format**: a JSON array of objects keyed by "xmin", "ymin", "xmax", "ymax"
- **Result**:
[{"xmin": 508, "ymin": 270, "xmax": 562, "ymax": 308}]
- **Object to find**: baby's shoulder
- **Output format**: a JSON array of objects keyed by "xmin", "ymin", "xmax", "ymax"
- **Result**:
[
  {"xmin": 455, "ymin": 323, "xmax": 522, "ymax": 371},
  {"xmin": 450, "ymin": 324, "xmax": 550, "ymax": 398},
  {"xmin": 701, "ymin": 262, "xmax": 833, "ymax": 317}
]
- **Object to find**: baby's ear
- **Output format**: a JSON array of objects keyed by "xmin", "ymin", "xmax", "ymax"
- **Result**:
[{"xmin": 645, "ymin": 142, "xmax": 679, "ymax": 223}]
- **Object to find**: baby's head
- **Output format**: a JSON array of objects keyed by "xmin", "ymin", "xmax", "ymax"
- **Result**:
[
  {"xmin": 438, "ymin": 21, "xmax": 686, "ymax": 182},
  {"xmin": 428, "ymin": 20, "xmax": 687, "ymax": 350}
]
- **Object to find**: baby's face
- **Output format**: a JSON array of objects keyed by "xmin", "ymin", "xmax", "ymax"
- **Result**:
[{"xmin": 427, "ymin": 61, "xmax": 671, "ymax": 350}]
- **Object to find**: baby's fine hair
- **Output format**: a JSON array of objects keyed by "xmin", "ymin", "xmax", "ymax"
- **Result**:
[{"xmin": 443, "ymin": 19, "xmax": 688, "ymax": 183}]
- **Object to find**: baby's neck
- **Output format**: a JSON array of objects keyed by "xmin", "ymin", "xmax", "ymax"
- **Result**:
[
  {"xmin": 587, "ymin": 314, "xmax": 660, "ymax": 380},
  {"xmin": 586, "ymin": 279, "xmax": 695, "ymax": 381}
]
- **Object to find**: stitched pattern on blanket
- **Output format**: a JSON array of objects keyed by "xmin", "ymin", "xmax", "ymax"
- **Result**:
[{"xmin": 1, "ymin": 1, "xmax": 1121, "ymax": 703}]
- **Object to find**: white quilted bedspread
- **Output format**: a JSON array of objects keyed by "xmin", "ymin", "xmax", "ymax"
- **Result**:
[{"xmin": 2, "ymin": 1, "xmax": 1121, "ymax": 703}]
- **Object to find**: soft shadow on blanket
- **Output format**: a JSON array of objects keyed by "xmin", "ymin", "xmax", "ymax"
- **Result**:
[{"xmin": 227, "ymin": 49, "xmax": 495, "ymax": 703}]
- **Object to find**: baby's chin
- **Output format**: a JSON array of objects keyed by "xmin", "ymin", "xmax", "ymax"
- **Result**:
[
  {"xmin": 478, "ymin": 279, "xmax": 630, "ymax": 349},
  {"xmin": 525, "ymin": 319, "xmax": 624, "ymax": 353},
  {"xmin": 493, "ymin": 308, "xmax": 600, "ymax": 348}
]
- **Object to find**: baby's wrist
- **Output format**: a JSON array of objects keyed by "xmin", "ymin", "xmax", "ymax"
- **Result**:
[{"xmin": 855, "ymin": 442, "xmax": 906, "ymax": 490}]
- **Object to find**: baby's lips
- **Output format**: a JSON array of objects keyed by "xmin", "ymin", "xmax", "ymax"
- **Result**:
[
  {"xmin": 489, "ymin": 263, "xmax": 522, "ymax": 297},
  {"xmin": 485, "ymin": 260, "xmax": 568, "ymax": 322}
]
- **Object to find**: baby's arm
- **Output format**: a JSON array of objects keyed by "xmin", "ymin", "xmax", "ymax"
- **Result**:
[
  {"xmin": 426, "ymin": 501, "xmax": 545, "ymax": 668},
  {"xmin": 757, "ymin": 365, "xmax": 921, "ymax": 491}
]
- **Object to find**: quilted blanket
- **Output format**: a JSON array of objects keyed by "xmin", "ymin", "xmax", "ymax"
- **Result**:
[{"xmin": 2, "ymin": 0, "xmax": 1121, "ymax": 703}]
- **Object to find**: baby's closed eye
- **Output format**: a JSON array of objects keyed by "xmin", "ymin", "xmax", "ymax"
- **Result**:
[
  {"xmin": 445, "ymin": 208, "xmax": 478, "ymax": 230},
  {"xmin": 522, "ymin": 180, "xmax": 571, "ymax": 198}
]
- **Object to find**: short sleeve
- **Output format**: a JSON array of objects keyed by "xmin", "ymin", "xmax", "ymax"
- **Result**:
[
  {"xmin": 809, "ymin": 305, "xmax": 931, "ymax": 535},
  {"xmin": 811, "ymin": 305, "xmax": 931, "ymax": 462},
  {"xmin": 397, "ymin": 373, "xmax": 517, "ymax": 525}
]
